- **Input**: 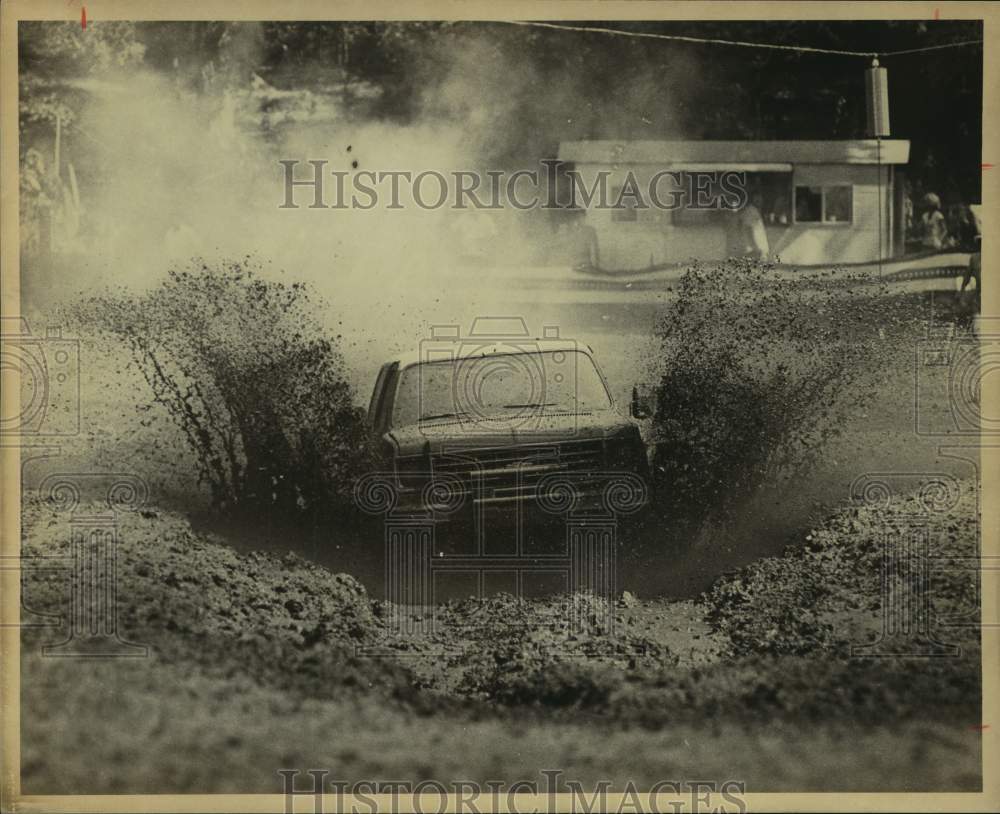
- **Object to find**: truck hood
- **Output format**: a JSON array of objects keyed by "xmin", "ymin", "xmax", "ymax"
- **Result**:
[{"xmin": 387, "ymin": 409, "xmax": 633, "ymax": 455}]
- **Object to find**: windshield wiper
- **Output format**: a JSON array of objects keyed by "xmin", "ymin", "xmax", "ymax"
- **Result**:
[
  {"xmin": 418, "ymin": 411, "xmax": 469, "ymax": 422},
  {"xmin": 502, "ymin": 402, "xmax": 558, "ymax": 410}
]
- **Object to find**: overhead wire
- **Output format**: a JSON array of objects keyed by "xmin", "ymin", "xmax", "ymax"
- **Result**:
[{"xmin": 497, "ymin": 20, "xmax": 983, "ymax": 60}]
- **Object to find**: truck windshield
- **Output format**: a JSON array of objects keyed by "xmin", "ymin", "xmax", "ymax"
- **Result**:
[{"xmin": 392, "ymin": 350, "xmax": 612, "ymax": 427}]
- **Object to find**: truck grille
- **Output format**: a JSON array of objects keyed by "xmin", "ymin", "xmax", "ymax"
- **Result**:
[{"xmin": 430, "ymin": 439, "xmax": 604, "ymax": 500}]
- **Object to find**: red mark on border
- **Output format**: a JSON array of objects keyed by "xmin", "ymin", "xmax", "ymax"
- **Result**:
[
  {"xmin": 81, "ymin": 6, "xmax": 86, "ymax": 29},
  {"xmin": 970, "ymin": 723, "xmax": 990, "ymax": 731},
  {"xmin": 934, "ymin": 8, "xmax": 940, "ymax": 20},
  {"xmin": 983, "ymin": 164, "xmax": 995, "ymax": 171}
]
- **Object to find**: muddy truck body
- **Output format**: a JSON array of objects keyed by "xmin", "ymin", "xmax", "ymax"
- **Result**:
[{"xmin": 365, "ymin": 323, "xmax": 650, "ymax": 520}]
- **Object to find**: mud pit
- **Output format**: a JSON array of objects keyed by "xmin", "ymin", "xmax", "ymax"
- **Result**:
[{"xmin": 20, "ymin": 478, "xmax": 982, "ymax": 793}]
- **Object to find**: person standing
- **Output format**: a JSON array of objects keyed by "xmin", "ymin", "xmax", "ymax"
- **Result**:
[
  {"xmin": 920, "ymin": 192, "xmax": 948, "ymax": 250},
  {"xmin": 948, "ymin": 203, "xmax": 979, "ymax": 252},
  {"xmin": 738, "ymin": 191, "xmax": 770, "ymax": 259}
]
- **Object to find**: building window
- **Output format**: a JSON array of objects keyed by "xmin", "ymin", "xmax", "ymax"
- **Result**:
[
  {"xmin": 671, "ymin": 172, "xmax": 792, "ymax": 227},
  {"xmin": 825, "ymin": 186, "xmax": 853, "ymax": 223},
  {"xmin": 795, "ymin": 186, "xmax": 824, "ymax": 222},
  {"xmin": 795, "ymin": 185, "xmax": 853, "ymax": 224},
  {"xmin": 747, "ymin": 172, "xmax": 793, "ymax": 226}
]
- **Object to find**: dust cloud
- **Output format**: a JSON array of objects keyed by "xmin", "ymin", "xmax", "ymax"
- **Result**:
[{"xmin": 34, "ymin": 22, "xmax": 696, "ymax": 401}]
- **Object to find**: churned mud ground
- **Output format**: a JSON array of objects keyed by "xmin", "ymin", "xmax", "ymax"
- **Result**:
[{"xmin": 19, "ymin": 478, "xmax": 982, "ymax": 794}]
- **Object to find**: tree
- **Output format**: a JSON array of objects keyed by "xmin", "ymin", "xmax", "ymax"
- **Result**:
[{"xmin": 18, "ymin": 22, "xmax": 146, "ymax": 256}]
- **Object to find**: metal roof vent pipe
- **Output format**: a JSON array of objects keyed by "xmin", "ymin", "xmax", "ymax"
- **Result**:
[{"xmin": 866, "ymin": 57, "xmax": 891, "ymax": 138}]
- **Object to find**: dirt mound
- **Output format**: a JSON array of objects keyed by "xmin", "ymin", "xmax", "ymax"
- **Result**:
[
  {"xmin": 20, "ymin": 477, "xmax": 982, "ymax": 727},
  {"xmin": 385, "ymin": 478, "xmax": 983, "ymax": 724},
  {"xmin": 20, "ymin": 499, "xmax": 413, "ymax": 700},
  {"xmin": 703, "ymin": 478, "xmax": 980, "ymax": 657},
  {"xmin": 382, "ymin": 592, "xmax": 673, "ymax": 705},
  {"xmin": 602, "ymin": 651, "xmax": 981, "ymax": 728}
]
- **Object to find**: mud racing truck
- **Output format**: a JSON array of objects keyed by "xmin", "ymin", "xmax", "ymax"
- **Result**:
[{"xmin": 363, "ymin": 319, "xmax": 650, "ymax": 522}]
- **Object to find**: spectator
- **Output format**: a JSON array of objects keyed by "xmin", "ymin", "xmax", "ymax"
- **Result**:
[
  {"xmin": 959, "ymin": 205, "xmax": 981, "ymax": 338},
  {"xmin": 959, "ymin": 230, "xmax": 981, "ymax": 335},
  {"xmin": 961, "ymin": 249, "xmax": 981, "ymax": 293},
  {"xmin": 960, "ymin": 207, "xmax": 981, "ymax": 294},
  {"xmin": 948, "ymin": 203, "xmax": 979, "ymax": 252},
  {"xmin": 920, "ymin": 192, "xmax": 948, "ymax": 250},
  {"xmin": 20, "ymin": 148, "xmax": 59, "ymax": 254},
  {"xmin": 737, "ymin": 191, "xmax": 770, "ymax": 259}
]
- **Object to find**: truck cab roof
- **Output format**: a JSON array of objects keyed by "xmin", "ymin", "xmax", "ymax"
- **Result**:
[{"xmin": 390, "ymin": 340, "xmax": 590, "ymax": 370}]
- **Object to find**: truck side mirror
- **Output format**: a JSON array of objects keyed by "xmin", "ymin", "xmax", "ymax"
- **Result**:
[{"xmin": 630, "ymin": 385, "xmax": 652, "ymax": 420}]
